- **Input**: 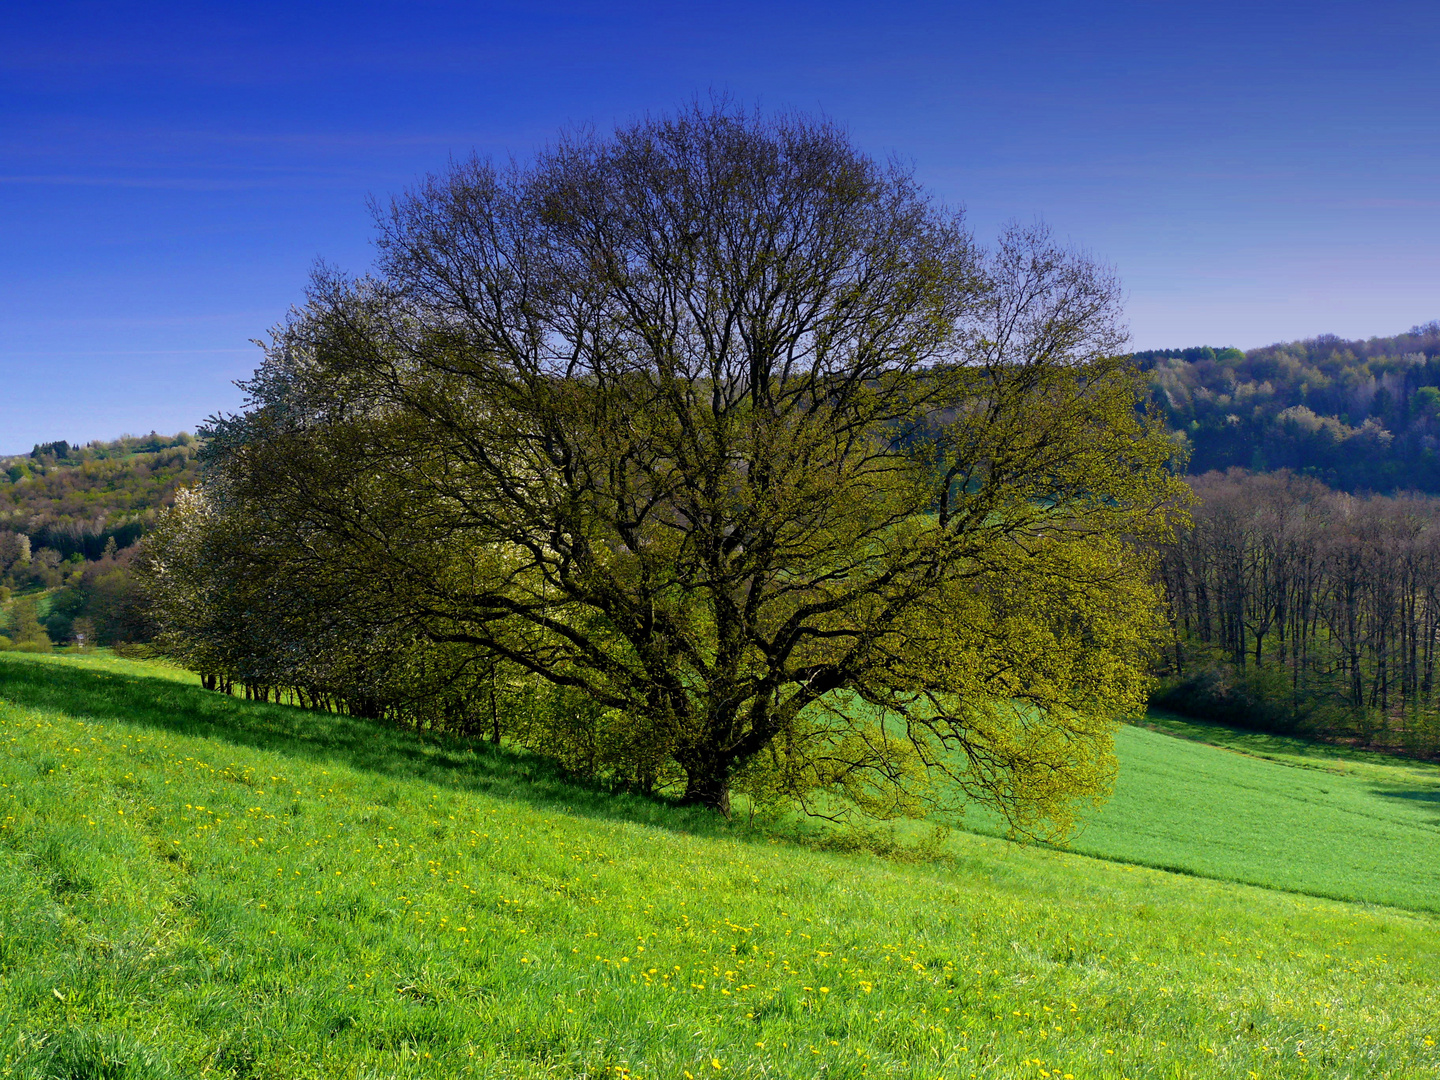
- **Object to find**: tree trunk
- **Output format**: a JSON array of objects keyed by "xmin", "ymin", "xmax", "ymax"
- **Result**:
[
  {"xmin": 490, "ymin": 661, "xmax": 501, "ymax": 743},
  {"xmin": 681, "ymin": 758, "xmax": 733, "ymax": 817}
]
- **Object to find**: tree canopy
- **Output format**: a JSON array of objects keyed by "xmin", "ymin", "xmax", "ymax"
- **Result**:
[{"xmin": 147, "ymin": 104, "xmax": 1184, "ymax": 833}]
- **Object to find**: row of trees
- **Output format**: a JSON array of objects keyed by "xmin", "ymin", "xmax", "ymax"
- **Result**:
[
  {"xmin": 1156, "ymin": 468, "xmax": 1440, "ymax": 751},
  {"xmin": 137, "ymin": 104, "xmax": 1183, "ymax": 833}
]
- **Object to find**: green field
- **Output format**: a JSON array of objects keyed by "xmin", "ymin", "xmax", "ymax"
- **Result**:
[
  {"xmin": 955, "ymin": 715, "xmax": 1440, "ymax": 912},
  {"xmin": 0, "ymin": 652, "xmax": 1437, "ymax": 1078}
]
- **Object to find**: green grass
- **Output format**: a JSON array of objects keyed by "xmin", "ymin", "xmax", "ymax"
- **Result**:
[
  {"xmin": 1137, "ymin": 708, "xmax": 1440, "ymax": 779},
  {"xmin": 0, "ymin": 653, "xmax": 1438, "ymax": 1078},
  {"xmin": 950, "ymin": 713, "xmax": 1440, "ymax": 913},
  {"xmin": 11, "ymin": 648, "xmax": 198, "ymax": 684}
]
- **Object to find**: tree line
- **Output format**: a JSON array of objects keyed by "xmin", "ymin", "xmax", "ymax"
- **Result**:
[{"xmin": 1155, "ymin": 468, "xmax": 1440, "ymax": 752}]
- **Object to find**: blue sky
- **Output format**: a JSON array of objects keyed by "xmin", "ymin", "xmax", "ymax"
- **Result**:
[{"xmin": 2, "ymin": 0, "xmax": 1438, "ymax": 452}]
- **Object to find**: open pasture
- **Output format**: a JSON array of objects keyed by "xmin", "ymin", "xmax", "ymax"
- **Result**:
[
  {"xmin": 954, "ymin": 715, "xmax": 1440, "ymax": 913},
  {"xmin": 0, "ymin": 653, "xmax": 1436, "ymax": 1078}
]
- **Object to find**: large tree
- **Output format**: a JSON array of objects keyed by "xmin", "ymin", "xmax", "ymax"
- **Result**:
[{"xmin": 188, "ymin": 103, "xmax": 1184, "ymax": 830}]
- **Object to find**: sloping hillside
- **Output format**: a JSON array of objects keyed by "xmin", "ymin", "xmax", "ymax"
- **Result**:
[
  {"xmin": 1029, "ymin": 718, "xmax": 1440, "ymax": 910},
  {"xmin": 0, "ymin": 652, "xmax": 1436, "ymax": 1078},
  {"xmin": 1138, "ymin": 323, "xmax": 1440, "ymax": 491},
  {"xmin": 0, "ymin": 433, "xmax": 198, "ymax": 562}
]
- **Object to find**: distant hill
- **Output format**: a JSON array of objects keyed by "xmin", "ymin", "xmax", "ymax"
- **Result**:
[
  {"xmin": 0, "ymin": 432, "xmax": 199, "ymax": 560},
  {"xmin": 1138, "ymin": 322, "xmax": 1440, "ymax": 492}
]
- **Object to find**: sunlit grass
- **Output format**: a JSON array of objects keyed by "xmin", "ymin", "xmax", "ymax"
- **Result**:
[
  {"xmin": 0, "ymin": 652, "xmax": 1437, "ymax": 1078},
  {"xmin": 1138, "ymin": 707, "xmax": 1440, "ymax": 780},
  {"xmin": 951, "ymin": 715, "xmax": 1440, "ymax": 913},
  {"xmin": 6, "ymin": 647, "xmax": 198, "ymax": 684}
]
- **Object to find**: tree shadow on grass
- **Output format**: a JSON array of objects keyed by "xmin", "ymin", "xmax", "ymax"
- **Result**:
[
  {"xmin": 1140, "ymin": 711, "xmax": 1317, "ymax": 754},
  {"xmin": 1140, "ymin": 709, "xmax": 1435, "ymax": 771},
  {"xmin": 0, "ymin": 654, "xmax": 740, "ymax": 843},
  {"xmin": 1372, "ymin": 788, "xmax": 1440, "ymax": 824}
]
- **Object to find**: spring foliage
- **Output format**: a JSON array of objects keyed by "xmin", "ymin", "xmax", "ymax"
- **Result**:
[
  {"xmin": 1140, "ymin": 323, "xmax": 1440, "ymax": 492},
  {"xmin": 146, "ymin": 103, "xmax": 1184, "ymax": 831}
]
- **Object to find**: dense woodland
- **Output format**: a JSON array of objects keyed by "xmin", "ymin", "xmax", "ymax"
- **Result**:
[
  {"xmin": 0, "ymin": 432, "xmax": 198, "ymax": 557},
  {"xmin": 1134, "ymin": 324, "xmax": 1440, "ymax": 754},
  {"xmin": 1155, "ymin": 469, "xmax": 1440, "ymax": 753},
  {"xmin": 1140, "ymin": 322, "xmax": 1440, "ymax": 492}
]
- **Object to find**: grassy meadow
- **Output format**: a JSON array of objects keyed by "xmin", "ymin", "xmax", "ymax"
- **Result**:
[
  {"xmin": 0, "ymin": 652, "xmax": 1437, "ymax": 1078},
  {"xmin": 954, "ymin": 716, "xmax": 1440, "ymax": 912}
]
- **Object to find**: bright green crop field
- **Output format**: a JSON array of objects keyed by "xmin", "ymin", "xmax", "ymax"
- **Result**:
[
  {"xmin": 0, "ymin": 652, "xmax": 1437, "ymax": 1079},
  {"xmin": 955, "ymin": 712, "xmax": 1440, "ymax": 912}
]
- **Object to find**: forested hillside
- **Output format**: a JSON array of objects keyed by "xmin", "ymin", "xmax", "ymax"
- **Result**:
[
  {"xmin": 0, "ymin": 432, "xmax": 198, "ymax": 559},
  {"xmin": 1139, "ymin": 325, "xmax": 1440, "ymax": 752},
  {"xmin": 0, "ymin": 433, "xmax": 196, "ymax": 648},
  {"xmin": 1140, "ymin": 322, "xmax": 1440, "ymax": 491}
]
